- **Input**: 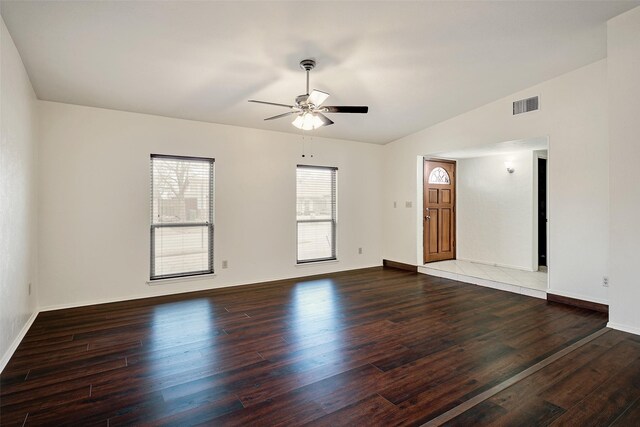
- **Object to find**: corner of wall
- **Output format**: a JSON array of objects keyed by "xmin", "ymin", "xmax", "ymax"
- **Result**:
[{"xmin": 0, "ymin": 15, "xmax": 41, "ymax": 372}]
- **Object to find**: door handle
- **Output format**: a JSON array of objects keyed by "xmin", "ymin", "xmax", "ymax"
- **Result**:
[{"xmin": 425, "ymin": 216, "xmax": 431, "ymax": 220}]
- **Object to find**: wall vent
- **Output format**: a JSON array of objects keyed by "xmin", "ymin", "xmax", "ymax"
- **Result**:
[{"xmin": 513, "ymin": 96, "xmax": 539, "ymax": 115}]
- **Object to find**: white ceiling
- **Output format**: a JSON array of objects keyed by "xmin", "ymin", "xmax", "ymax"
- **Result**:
[
  {"xmin": 1, "ymin": 1, "xmax": 637, "ymax": 144},
  {"xmin": 432, "ymin": 136, "xmax": 548, "ymax": 159}
]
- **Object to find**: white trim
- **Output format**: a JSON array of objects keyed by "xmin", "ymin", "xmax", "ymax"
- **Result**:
[
  {"xmin": 533, "ymin": 146, "xmax": 550, "ymax": 288},
  {"xmin": 1, "ymin": 311, "xmax": 38, "ymax": 373},
  {"xmin": 416, "ymin": 155, "xmax": 425, "ymax": 266},
  {"xmin": 146, "ymin": 273, "xmax": 216, "ymax": 286},
  {"xmin": 607, "ymin": 322, "xmax": 640, "ymax": 337},
  {"xmin": 546, "ymin": 289, "xmax": 608, "ymax": 306},
  {"xmin": 40, "ymin": 264, "xmax": 381, "ymax": 312},
  {"xmin": 38, "ymin": 284, "xmax": 229, "ymax": 312}
]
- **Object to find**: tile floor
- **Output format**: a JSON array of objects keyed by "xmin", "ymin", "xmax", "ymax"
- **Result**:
[
  {"xmin": 418, "ymin": 260, "xmax": 547, "ymax": 299},
  {"xmin": 423, "ymin": 259, "xmax": 548, "ymax": 292}
]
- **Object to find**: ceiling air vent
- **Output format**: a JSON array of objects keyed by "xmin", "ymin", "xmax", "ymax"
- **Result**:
[{"xmin": 513, "ymin": 96, "xmax": 539, "ymax": 115}]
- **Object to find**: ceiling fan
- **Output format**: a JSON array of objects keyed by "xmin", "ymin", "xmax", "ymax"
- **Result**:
[{"xmin": 249, "ymin": 59, "xmax": 368, "ymax": 131}]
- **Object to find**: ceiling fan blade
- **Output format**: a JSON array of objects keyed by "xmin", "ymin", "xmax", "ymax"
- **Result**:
[
  {"xmin": 323, "ymin": 106, "xmax": 369, "ymax": 114},
  {"xmin": 308, "ymin": 89, "xmax": 330, "ymax": 107},
  {"xmin": 264, "ymin": 111, "xmax": 297, "ymax": 121},
  {"xmin": 249, "ymin": 100, "xmax": 294, "ymax": 108},
  {"xmin": 316, "ymin": 113, "xmax": 334, "ymax": 126}
]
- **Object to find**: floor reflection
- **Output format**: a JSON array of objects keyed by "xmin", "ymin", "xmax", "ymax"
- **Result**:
[
  {"xmin": 289, "ymin": 279, "xmax": 344, "ymax": 356},
  {"xmin": 147, "ymin": 299, "xmax": 216, "ymax": 376}
]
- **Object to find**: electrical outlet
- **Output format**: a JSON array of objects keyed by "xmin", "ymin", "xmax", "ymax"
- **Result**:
[
  {"xmin": 222, "ymin": 260, "xmax": 228, "ymax": 269},
  {"xmin": 28, "ymin": 283, "xmax": 31, "ymax": 295},
  {"xmin": 603, "ymin": 276, "xmax": 609, "ymax": 287},
  {"xmin": 405, "ymin": 201, "xmax": 412, "ymax": 208},
  {"xmin": 393, "ymin": 201, "xmax": 397, "ymax": 208},
  {"xmin": 358, "ymin": 247, "xmax": 363, "ymax": 255}
]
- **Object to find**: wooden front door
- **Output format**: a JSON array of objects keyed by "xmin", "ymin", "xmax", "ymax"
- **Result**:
[{"xmin": 423, "ymin": 159, "xmax": 456, "ymax": 263}]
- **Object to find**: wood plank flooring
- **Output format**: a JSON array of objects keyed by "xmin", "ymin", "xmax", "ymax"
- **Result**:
[{"xmin": 1, "ymin": 267, "xmax": 637, "ymax": 426}]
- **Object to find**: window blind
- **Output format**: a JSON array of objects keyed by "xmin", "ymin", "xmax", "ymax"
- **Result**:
[
  {"xmin": 296, "ymin": 165, "xmax": 337, "ymax": 263},
  {"xmin": 150, "ymin": 154, "xmax": 214, "ymax": 280}
]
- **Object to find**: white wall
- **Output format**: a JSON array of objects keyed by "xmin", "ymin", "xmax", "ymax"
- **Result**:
[
  {"xmin": 608, "ymin": 7, "xmax": 640, "ymax": 334},
  {"xmin": 456, "ymin": 151, "xmax": 535, "ymax": 271},
  {"xmin": 37, "ymin": 102, "xmax": 383, "ymax": 309},
  {"xmin": 0, "ymin": 17, "xmax": 39, "ymax": 369},
  {"xmin": 383, "ymin": 59, "xmax": 609, "ymax": 304}
]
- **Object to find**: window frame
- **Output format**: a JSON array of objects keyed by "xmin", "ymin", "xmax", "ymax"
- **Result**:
[
  {"xmin": 296, "ymin": 164, "xmax": 338, "ymax": 264},
  {"xmin": 150, "ymin": 154, "xmax": 215, "ymax": 281},
  {"xmin": 427, "ymin": 166, "xmax": 451, "ymax": 184}
]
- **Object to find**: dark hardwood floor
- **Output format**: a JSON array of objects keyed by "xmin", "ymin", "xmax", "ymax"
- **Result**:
[{"xmin": 1, "ymin": 267, "xmax": 637, "ymax": 426}]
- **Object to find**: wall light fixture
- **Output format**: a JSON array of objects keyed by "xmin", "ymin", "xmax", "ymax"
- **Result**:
[{"xmin": 505, "ymin": 161, "xmax": 515, "ymax": 173}]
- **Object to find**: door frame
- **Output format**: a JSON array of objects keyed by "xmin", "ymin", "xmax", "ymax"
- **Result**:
[
  {"xmin": 422, "ymin": 157, "xmax": 457, "ymax": 264},
  {"xmin": 533, "ymin": 149, "xmax": 549, "ymax": 274}
]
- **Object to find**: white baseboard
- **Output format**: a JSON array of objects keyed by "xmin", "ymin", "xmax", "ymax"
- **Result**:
[
  {"xmin": 38, "ymin": 281, "xmax": 261, "ymax": 312},
  {"xmin": 40, "ymin": 264, "xmax": 383, "ymax": 312},
  {"xmin": 39, "ymin": 291, "xmax": 187, "ymax": 312},
  {"xmin": 39, "ymin": 278, "xmax": 276, "ymax": 311},
  {"xmin": 1, "ymin": 310, "xmax": 38, "ymax": 373},
  {"xmin": 607, "ymin": 321, "xmax": 640, "ymax": 337}
]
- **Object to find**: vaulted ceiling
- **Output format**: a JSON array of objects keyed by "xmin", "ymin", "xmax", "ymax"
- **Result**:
[{"xmin": 1, "ymin": 1, "xmax": 637, "ymax": 144}]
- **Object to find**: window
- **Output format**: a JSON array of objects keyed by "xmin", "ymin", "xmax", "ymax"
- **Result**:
[
  {"xmin": 428, "ymin": 166, "xmax": 450, "ymax": 184},
  {"xmin": 296, "ymin": 165, "xmax": 337, "ymax": 263},
  {"xmin": 150, "ymin": 154, "xmax": 214, "ymax": 280}
]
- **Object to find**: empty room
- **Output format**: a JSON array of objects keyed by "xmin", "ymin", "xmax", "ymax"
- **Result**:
[{"xmin": 2, "ymin": 1, "xmax": 640, "ymax": 425}]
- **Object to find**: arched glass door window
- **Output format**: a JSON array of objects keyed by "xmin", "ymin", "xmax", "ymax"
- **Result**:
[{"xmin": 428, "ymin": 167, "xmax": 450, "ymax": 184}]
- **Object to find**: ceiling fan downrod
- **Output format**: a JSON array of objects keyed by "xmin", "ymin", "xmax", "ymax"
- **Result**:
[{"xmin": 299, "ymin": 59, "xmax": 316, "ymax": 96}]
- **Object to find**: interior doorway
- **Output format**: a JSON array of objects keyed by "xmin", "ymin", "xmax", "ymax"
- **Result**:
[
  {"xmin": 423, "ymin": 159, "xmax": 456, "ymax": 263},
  {"xmin": 419, "ymin": 136, "xmax": 550, "ymax": 295},
  {"xmin": 538, "ymin": 157, "xmax": 548, "ymax": 267}
]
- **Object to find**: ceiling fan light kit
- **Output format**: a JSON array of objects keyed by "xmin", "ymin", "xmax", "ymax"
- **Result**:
[
  {"xmin": 249, "ymin": 59, "xmax": 369, "ymax": 131},
  {"xmin": 292, "ymin": 112, "xmax": 324, "ymax": 130}
]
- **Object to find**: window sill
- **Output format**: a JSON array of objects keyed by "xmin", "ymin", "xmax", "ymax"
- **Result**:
[
  {"xmin": 146, "ymin": 273, "xmax": 216, "ymax": 286},
  {"xmin": 295, "ymin": 259, "xmax": 339, "ymax": 267}
]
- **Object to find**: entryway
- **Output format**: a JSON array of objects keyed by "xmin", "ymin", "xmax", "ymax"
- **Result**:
[{"xmin": 420, "ymin": 136, "xmax": 550, "ymax": 297}]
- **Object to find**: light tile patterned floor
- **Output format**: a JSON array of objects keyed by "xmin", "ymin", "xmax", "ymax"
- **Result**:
[{"xmin": 425, "ymin": 260, "xmax": 548, "ymax": 291}]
